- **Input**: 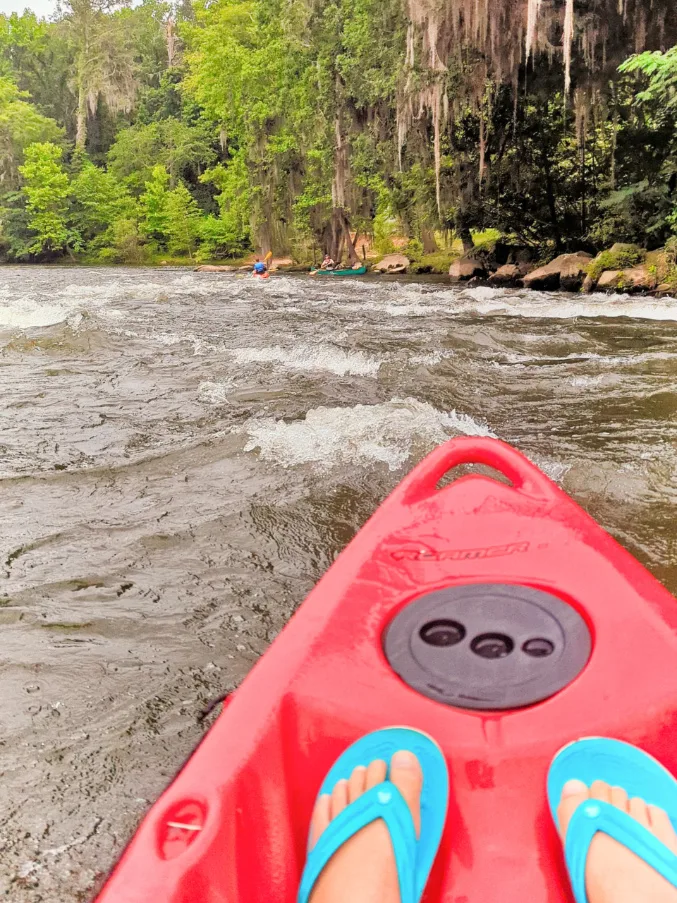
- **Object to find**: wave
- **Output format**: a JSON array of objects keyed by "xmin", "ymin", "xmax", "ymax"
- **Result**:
[
  {"xmin": 343, "ymin": 282, "xmax": 677, "ymax": 322},
  {"xmin": 242, "ymin": 397, "xmax": 495, "ymax": 470},
  {"xmin": 232, "ymin": 342, "xmax": 381, "ymax": 377},
  {"xmin": 451, "ymin": 286, "xmax": 677, "ymax": 321},
  {"xmin": 198, "ymin": 380, "xmax": 232, "ymax": 404}
]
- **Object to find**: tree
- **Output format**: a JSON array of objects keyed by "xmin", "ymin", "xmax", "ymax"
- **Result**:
[
  {"xmin": 18, "ymin": 141, "xmax": 76, "ymax": 256},
  {"xmin": 0, "ymin": 77, "xmax": 63, "ymax": 189},
  {"xmin": 107, "ymin": 117, "xmax": 217, "ymax": 194},
  {"xmin": 139, "ymin": 163, "xmax": 170, "ymax": 245},
  {"xmin": 71, "ymin": 158, "xmax": 138, "ymax": 250},
  {"xmin": 165, "ymin": 181, "xmax": 201, "ymax": 256},
  {"xmin": 61, "ymin": 0, "xmax": 138, "ymax": 150}
]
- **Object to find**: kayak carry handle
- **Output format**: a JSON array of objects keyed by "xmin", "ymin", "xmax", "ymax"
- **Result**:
[{"xmin": 399, "ymin": 437, "xmax": 557, "ymax": 506}]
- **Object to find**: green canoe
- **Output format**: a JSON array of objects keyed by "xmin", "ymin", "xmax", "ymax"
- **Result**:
[{"xmin": 310, "ymin": 265, "xmax": 367, "ymax": 276}]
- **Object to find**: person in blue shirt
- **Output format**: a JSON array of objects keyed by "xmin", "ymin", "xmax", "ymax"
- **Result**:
[{"xmin": 252, "ymin": 258, "xmax": 267, "ymax": 275}]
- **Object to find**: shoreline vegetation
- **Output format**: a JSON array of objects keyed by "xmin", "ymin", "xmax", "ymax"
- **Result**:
[
  {"xmin": 0, "ymin": 1, "xmax": 676, "ymax": 290},
  {"xmin": 4, "ymin": 234, "xmax": 677, "ymax": 298}
]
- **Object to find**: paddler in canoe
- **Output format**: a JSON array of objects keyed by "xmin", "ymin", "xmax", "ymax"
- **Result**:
[{"xmin": 310, "ymin": 256, "xmax": 367, "ymax": 276}]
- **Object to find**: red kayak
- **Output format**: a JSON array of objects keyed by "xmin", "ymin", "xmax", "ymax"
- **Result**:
[{"xmin": 96, "ymin": 437, "xmax": 677, "ymax": 902}]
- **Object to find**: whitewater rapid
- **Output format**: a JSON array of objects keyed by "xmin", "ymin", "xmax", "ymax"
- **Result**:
[{"xmin": 2, "ymin": 265, "xmax": 677, "ymax": 902}]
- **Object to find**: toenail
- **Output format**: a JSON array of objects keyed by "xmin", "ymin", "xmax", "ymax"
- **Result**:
[
  {"xmin": 391, "ymin": 750, "xmax": 418, "ymax": 770},
  {"xmin": 561, "ymin": 779, "xmax": 588, "ymax": 798}
]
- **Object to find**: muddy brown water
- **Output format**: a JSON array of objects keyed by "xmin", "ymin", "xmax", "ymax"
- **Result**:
[{"xmin": 1, "ymin": 267, "xmax": 677, "ymax": 900}]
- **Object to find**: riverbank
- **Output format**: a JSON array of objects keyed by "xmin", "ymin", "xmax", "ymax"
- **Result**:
[{"xmin": 4, "ymin": 239, "xmax": 677, "ymax": 300}]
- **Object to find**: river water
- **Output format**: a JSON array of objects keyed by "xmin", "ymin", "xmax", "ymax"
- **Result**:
[{"xmin": 1, "ymin": 266, "xmax": 677, "ymax": 900}]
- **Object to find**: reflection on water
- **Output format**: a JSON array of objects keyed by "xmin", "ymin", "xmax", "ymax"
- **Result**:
[{"xmin": 1, "ymin": 266, "xmax": 677, "ymax": 900}]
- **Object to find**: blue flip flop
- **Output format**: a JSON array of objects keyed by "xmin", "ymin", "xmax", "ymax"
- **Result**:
[
  {"xmin": 297, "ymin": 727, "xmax": 448, "ymax": 903},
  {"xmin": 547, "ymin": 737, "xmax": 677, "ymax": 903}
]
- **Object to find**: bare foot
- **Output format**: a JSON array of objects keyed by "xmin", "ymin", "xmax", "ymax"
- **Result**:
[
  {"xmin": 308, "ymin": 750, "xmax": 423, "ymax": 903},
  {"xmin": 558, "ymin": 778, "xmax": 677, "ymax": 903}
]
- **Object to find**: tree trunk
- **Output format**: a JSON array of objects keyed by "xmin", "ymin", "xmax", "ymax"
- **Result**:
[
  {"xmin": 340, "ymin": 213, "xmax": 359, "ymax": 266},
  {"xmin": 75, "ymin": 80, "xmax": 87, "ymax": 151},
  {"xmin": 541, "ymin": 149, "xmax": 562, "ymax": 252},
  {"xmin": 165, "ymin": 18, "xmax": 177, "ymax": 67},
  {"xmin": 421, "ymin": 228, "xmax": 438, "ymax": 254}
]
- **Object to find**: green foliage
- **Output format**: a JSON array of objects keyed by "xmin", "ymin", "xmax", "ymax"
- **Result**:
[
  {"xmin": 71, "ymin": 160, "xmax": 138, "ymax": 249},
  {"xmin": 0, "ymin": 76, "xmax": 63, "ymax": 188},
  {"xmin": 109, "ymin": 217, "xmax": 144, "ymax": 264},
  {"xmin": 403, "ymin": 237, "xmax": 423, "ymax": 261},
  {"xmin": 108, "ymin": 118, "xmax": 217, "ymax": 195},
  {"xmin": 19, "ymin": 141, "xmax": 76, "ymax": 256},
  {"xmin": 139, "ymin": 163, "xmax": 170, "ymax": 245},
  {"xmin": 1, "ymin": 0, "xmax": 677, "ymax": 265},
  {"xmin": 666, "ymin": 236, "xmax": 677, "ymax": 268},
  {"xmin": 587, "ymin": 245, "xmax": 645, "ymax": 283},
  {"xmin": 409, "ymin": 251, "xmax": 458, "ymax": 274},
  {"xmin": 165, "ymin": 182, "xmax": 201, "ymax": 257},
  {"xmin": 619, "ymin": 48, "xmax": 677, "ymax": 111}
]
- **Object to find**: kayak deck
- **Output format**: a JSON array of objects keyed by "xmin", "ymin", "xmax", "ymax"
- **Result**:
[{"xmin": 96, "ymin": 437, "xmax": 677, "ymax": 902}]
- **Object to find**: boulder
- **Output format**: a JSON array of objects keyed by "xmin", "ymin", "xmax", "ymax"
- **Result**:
[
  {"xmin": 608, "ymin": 242, "xmax": 643, "ymax": 258},
  {"xmin": 596, "ymin": 265, "xmax": 656, "ymax": 293},
  {"xmin": 522, "ymin": 252, "xmax": 592, "ymax": 292},
  {"xmin": 620, "ymin": 265, "xmax": 656, "ymax": 292},
  {"xmin": 194, "ymin": 264, "xmax": 236, "ymax": 273},
  {"xmin": 269, "ymin": 257, "xmax": 294, "ymax": 271},
  {"xmin": 373, "ymin": 253, "xmax": 410, "ymax": 273},
  {"xmin": 596, "ymin": 270, "xmax": 622, "ymax": 291},
  {"xmin": 448, "ymin": 256, "xmax": 487, "ymax": 282},
  {"xmin": 582, "ymin": 273, "xmax": 595, "ymax": 293},
  {"xmin": 489, "ymin": 263, "xmax": 522, "ymax": 286}
]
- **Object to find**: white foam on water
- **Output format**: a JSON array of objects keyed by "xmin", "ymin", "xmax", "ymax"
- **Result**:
[
  {"xmin": 0, "ymin": 280, "xmax": 130, "ymax": 331},
  {"xmin": 198, "ymin": 381, "xmax": 232, "ymax": 404},
  {"xmin": 447, "ymin": 285, "xmax": 677, "ymax": 321},
  {"xmin": 150, "ymin": 331, "xmax": 228, "ymax": 356},
  {"xmin": 570, "ymin": 374, "xmax": 605, "ymax": 387},
  {"xmin": 232, "ymin": 342, "xmax": 381, "ymax": 377},
  {"xmin": 410, "ymin": 350, "xmax": 447, "ymax": 366},
  {"xmin": 348, "ymin": 282, "xmax": 677, "ymax": 322},
  {"xmin": 0, "ymin": 295, "xmax": 77, "ymax": 329},
  {"xmin": 243, "ymin": 397, "xmax": 495, "ymax": 470},
  {"xmin": 503, "ymin": 349, "xmax": 677, "ymax": 367}
]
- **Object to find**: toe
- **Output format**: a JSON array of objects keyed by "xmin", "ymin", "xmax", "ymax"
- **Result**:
[
  {"xmin": 310, "ymin": 794, "xmax": 331, "ymax": 849},
  {"xmin": 557, "ymin": 779, "xmax": 589, "ymax": 842},
  {"xmin": 348, "ymin": 765, "xmax": 367, "ymax": 804},
  {"xmin": 330, "ymin": 778, "xmax": 349, "ymax": 820},
  {"xmin": 365, "ymin": 758, "xmax": 387, "ymax": 790},
  {"xmin": 629, "ymin": 796, "xmax": 651, "ymax": 830},
  {"xmin": 648, "ymin": 805, "xmax": 677, "ymax": 854},
  {"xmin": 610, "ymin": 785, "xmax": 629, "ymax": 813},
  {"xmin": 390, "ymin": 750, "xmax": 423, "ymax": 838},
  {"xmin": 589, "ymin": 780, "xmax": 612, "ymax": 805}
]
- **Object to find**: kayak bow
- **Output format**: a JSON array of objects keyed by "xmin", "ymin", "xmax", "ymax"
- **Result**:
[{"xmin": 96, "ymin": 437, "xmax": 677, "ymax": 903}]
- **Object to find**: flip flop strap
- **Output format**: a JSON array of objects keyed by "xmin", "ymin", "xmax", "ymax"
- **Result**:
[
  {"xmin": 297, "ymin": 781, "xmax": 417, "ymax": 903},
  {"xmin": 565, "ymin": 799, "xmax": 677, "ymax": 903}
]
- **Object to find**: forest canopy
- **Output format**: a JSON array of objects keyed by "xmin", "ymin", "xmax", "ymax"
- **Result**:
[{"xmin": 0, "ymin": 0, "xmax": 676, "ymax": 264}]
